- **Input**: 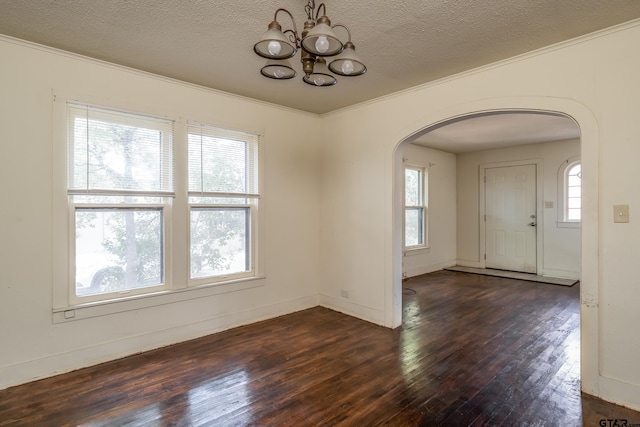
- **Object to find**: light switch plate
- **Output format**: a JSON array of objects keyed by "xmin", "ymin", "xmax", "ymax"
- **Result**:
[{"xmin": 614, "ymin": 204, "xmax": 629, "ymax": 223}]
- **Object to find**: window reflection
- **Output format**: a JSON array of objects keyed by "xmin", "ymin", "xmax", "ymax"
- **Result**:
[{"xmin": 187, "ymin": 370, "xmax": 251, "ymax": 424}]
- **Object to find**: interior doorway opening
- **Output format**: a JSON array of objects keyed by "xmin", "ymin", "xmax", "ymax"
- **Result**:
[
  {"xmin": 395, "ymin": 109, "xmax": 581, "ymax": 285},
  {"xmin": 389, "ymin": 98, "xmax": 601, "ymax": 398},
  {"xmin": 394, "ymin": 106, "xmax": 584, "ymax": 414}
]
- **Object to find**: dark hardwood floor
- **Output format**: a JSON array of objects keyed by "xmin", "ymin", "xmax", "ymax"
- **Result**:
[{"xmin": 2, "ymin": 270, "xmax": 640, "ymax": 426}]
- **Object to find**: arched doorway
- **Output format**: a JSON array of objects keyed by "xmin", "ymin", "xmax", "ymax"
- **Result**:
[
  {"xmin": 400, "ymin": 110, "xmax": 580, "ymax": 277},
  {"xmin": 388, "ymin": 100, "xmax": 599, "ymax": 395}
]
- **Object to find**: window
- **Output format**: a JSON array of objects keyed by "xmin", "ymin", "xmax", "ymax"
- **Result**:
[
  {"xmin": 187, "ymin": 123, "xmax": 260, "ymax": 284},
  {"xmin": 565, "ymin": 162, "xmax": 581, "ymax": 221},
  {"xmin": 557, "ymin": 158, "xmax": 581, "ymax": 227},
  {"xmin": 59, "ymin": 100, "xmax": 262, "ymax": 309},
  {"xmin": 67, "ymin": 103, "xmax": 174, "ymax": 303},
  {"xmin": 404, "ymin": 166, "xmax": 427, "ymax": 248}
]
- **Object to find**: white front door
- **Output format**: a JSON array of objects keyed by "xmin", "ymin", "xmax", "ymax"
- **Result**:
[{"xmin": 485, "ymin": 164, "xmax": 537, "ymax": 273}]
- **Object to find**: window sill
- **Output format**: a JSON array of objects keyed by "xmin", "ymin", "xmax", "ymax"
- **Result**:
[
  {"xmin": 403, "ymin": 246, "xmax": 431, "ymax": 256},
  {"xmin": 52, "ymin": 275, "xmax": 266, "ymax": 323},
  {"xmin": 557, "ymin": 221, "xmax": 581, "ymax": 229}
]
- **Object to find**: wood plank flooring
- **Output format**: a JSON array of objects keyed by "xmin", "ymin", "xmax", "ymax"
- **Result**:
[{"xmin": 2, "ymin": 270, "xmax": 640, "ymax": 426}]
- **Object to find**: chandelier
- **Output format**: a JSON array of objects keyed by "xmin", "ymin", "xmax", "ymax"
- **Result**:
[{"xmin": 253, "ymin": 0, "xmax": 367, "ymax": 86}]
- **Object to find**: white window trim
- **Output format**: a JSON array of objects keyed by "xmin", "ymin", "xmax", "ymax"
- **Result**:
[
  {"xmin": 64, "ymin": 101, "xmax": 177, "ymax": 306},
  {"xmin": 186, "ymin": 122, "xmax": 261, "ymax": 287},
  {"xmin": 403, "ymin": 163, "xmax": 428, "ymax": 250},
  {"xmin": 52, "ymin": 91, "xmax": 266, "ymax": 322},
  {"xmin": 557, "ymin": 157, "xmax": 581, "ymax": 228}
]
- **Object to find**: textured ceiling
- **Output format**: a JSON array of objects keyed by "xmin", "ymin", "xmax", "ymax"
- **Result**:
[
  {"xmin": 412, "ymin": 112, "xmax": 580, "ymax": 153},
  {"xmin": 1, "ymin": 1, "xmax": 640, "ymax": 114}
]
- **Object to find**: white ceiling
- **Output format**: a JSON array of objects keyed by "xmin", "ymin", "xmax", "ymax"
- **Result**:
[
  {"xmin": 1, "ymin": 0, "xmax": 640, "ymax": 115},
  {"xmin": 411, "ymin": 112, "xmax": 581, "ymax": 153}
]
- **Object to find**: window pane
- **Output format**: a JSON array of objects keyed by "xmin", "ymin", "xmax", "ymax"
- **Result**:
[
  {"xmin": 567, "ymin": 208, "xmax": 581, "ymax": 221},
  {"xmin": 188, "ymin": 134, "xmax": 248, "ymax": 194},
  {"xmin": 190, "ymin": 208, "xmax": 249, "ymax": 279},
  {"xmin": 405, "ymin": 169, "xmax": 421, "ymax": 206},
  {"xmin": 75, "ymin": 209, "xmax": 163, "ymax": 296},
  {"xmin": 568, "ymin": 175, "xmax": 581, "ymax": 187},
  {"xmin": 568, "ymin": 164, "xmax": 581, "ymax": 177},
  {"xmin": 568, "ymin": 197, "xmax": 581, "ymax": 209},
  {"xmin": 405, "ymin": 208, "xmax": 423, "ymax": 247},
  {"xmin": 69, "ymin": 105, "xmax": 173, "ymax": 193},
  {"xmin": 567, "ymin": 186, "xmax": 581, "ymax": 198}
]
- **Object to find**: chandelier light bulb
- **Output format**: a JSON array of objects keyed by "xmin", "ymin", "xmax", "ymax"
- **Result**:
[
  {"xmin": 273, "ymin": 68, "xmax": 286, "ymax": 78},
  {"xmin": 313, "ymin": 76, "xmax": 324, "ymax": 86},
  {"xmin": 315, "ymin": 36, "xmax": 330, "ymax": 53},
  {"xmin": 341, "ymin": 60, "xmax": 354, "ymax": 75},
  {"xmin": 267, "ymin": 41, "xmax": 282, "ymax": 56}
]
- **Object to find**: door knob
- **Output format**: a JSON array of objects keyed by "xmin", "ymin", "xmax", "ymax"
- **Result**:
[{"xmin": 528, "ymin": 222, "xmax": 536, "ymax": 226}]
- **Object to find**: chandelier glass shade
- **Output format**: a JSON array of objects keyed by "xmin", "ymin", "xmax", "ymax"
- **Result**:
[
  {"xmin": 260, "ymin": 59, "xmax": 297, "ymax": 79},
  {"xmin": 302, "ymin": 57, "xmax": 337, "ymax": 86},
  {"xmin": 254, "ymin": 22, "xmax": 297, "ymax": 60},
  {"xmin": 328, "ymin": 41, "xmax": 366, "ymax": 76},
  {"xmin": 254, "ymin": 1, "xmax": 366, "ymax": 85},
  {"xmin": 300, "ymin": 16, "xmax": 343, "ymax": 57}
]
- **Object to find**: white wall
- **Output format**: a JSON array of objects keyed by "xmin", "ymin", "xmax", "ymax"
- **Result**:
[
  {"xmin": 319, "ymin": 21, "xmax": 640, "ymax": 410},
  {"xmin": 400, "ymin": 144, "xmax": 457, "ymax": 278},
  {"xmin": 457, "ymin": 138, "xmax": 581, "ymax": 279},
  {"xmin": 3, "ymin": 19, "xmax": 640, "ymax": 413},
  {"xmin": 0, "ymin": 37, "xmax": 322, "ymax": 389}
]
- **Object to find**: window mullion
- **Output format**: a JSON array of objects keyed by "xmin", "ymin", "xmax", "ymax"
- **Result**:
[{"xmin": 170, "ymin": 118, "xmax": 189, "ymax": 291}]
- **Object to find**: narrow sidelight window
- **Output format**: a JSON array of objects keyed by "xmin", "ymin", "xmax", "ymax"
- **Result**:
[
  {"xmin": 404, "ymin": 166, "xmax": 427, "ymax": 248},
  {"xmin": 566, "ymin": 162, "xmax": 581, "ymax": 221}
]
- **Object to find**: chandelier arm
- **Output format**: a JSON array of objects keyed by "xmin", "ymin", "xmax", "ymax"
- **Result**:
[
  {"xmin": 331, "ymin": 23, "xmax": 352, "ymax": 43},
  {"xmin": 274, "ymin": 8, "xmax": 301, "ymax": 45},
  {"xmin": 305, "ymin": 0, "xmax": 315, "ymax": 20},
  {"xmin": 315, "ymin": 3, "xmax": 327, "ymax": 20},
  {"xmin": 282, "ymin": 29, "xmax": 299, "ymax": 46}
]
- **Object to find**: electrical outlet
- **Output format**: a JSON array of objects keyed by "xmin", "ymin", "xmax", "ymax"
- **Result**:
[
  {"xmin": 340, "ymin": 290, "xmax": 349, "ymax": 298},
  {"xmin": 614, "ymin": 204, "xmax": 629, "ymax": 223}
]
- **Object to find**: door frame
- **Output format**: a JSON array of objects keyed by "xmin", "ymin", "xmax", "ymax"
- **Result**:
[{"xmin": 479, "ymin": 159, "xmax": 543, "ymax": 274}]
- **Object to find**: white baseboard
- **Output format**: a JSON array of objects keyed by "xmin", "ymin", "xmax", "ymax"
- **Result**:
[
  {"xmin": 455, "ymin": 260, "xmax": 484, "ymax": 268},
  {"xmin": 403, "ymin": 260, "xmax": 457, "ymax": 278},
  {"xmin": 0, "ymin": 295, "xmax": 318, "ymax": 391},
  {"xmin": 318, "ymin": 293, "xmax": 385, "ymax": 327},
  {"xmin": 540, "ymin": 267, "xmax": 580, "ymax": 280},
  {"xmin": 453, "ymin": 262, "xmax": 580, "ymax": 281},
  {"xmin": 593, "ymin": 374, "xmax": 640, "ymax": 412}
]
